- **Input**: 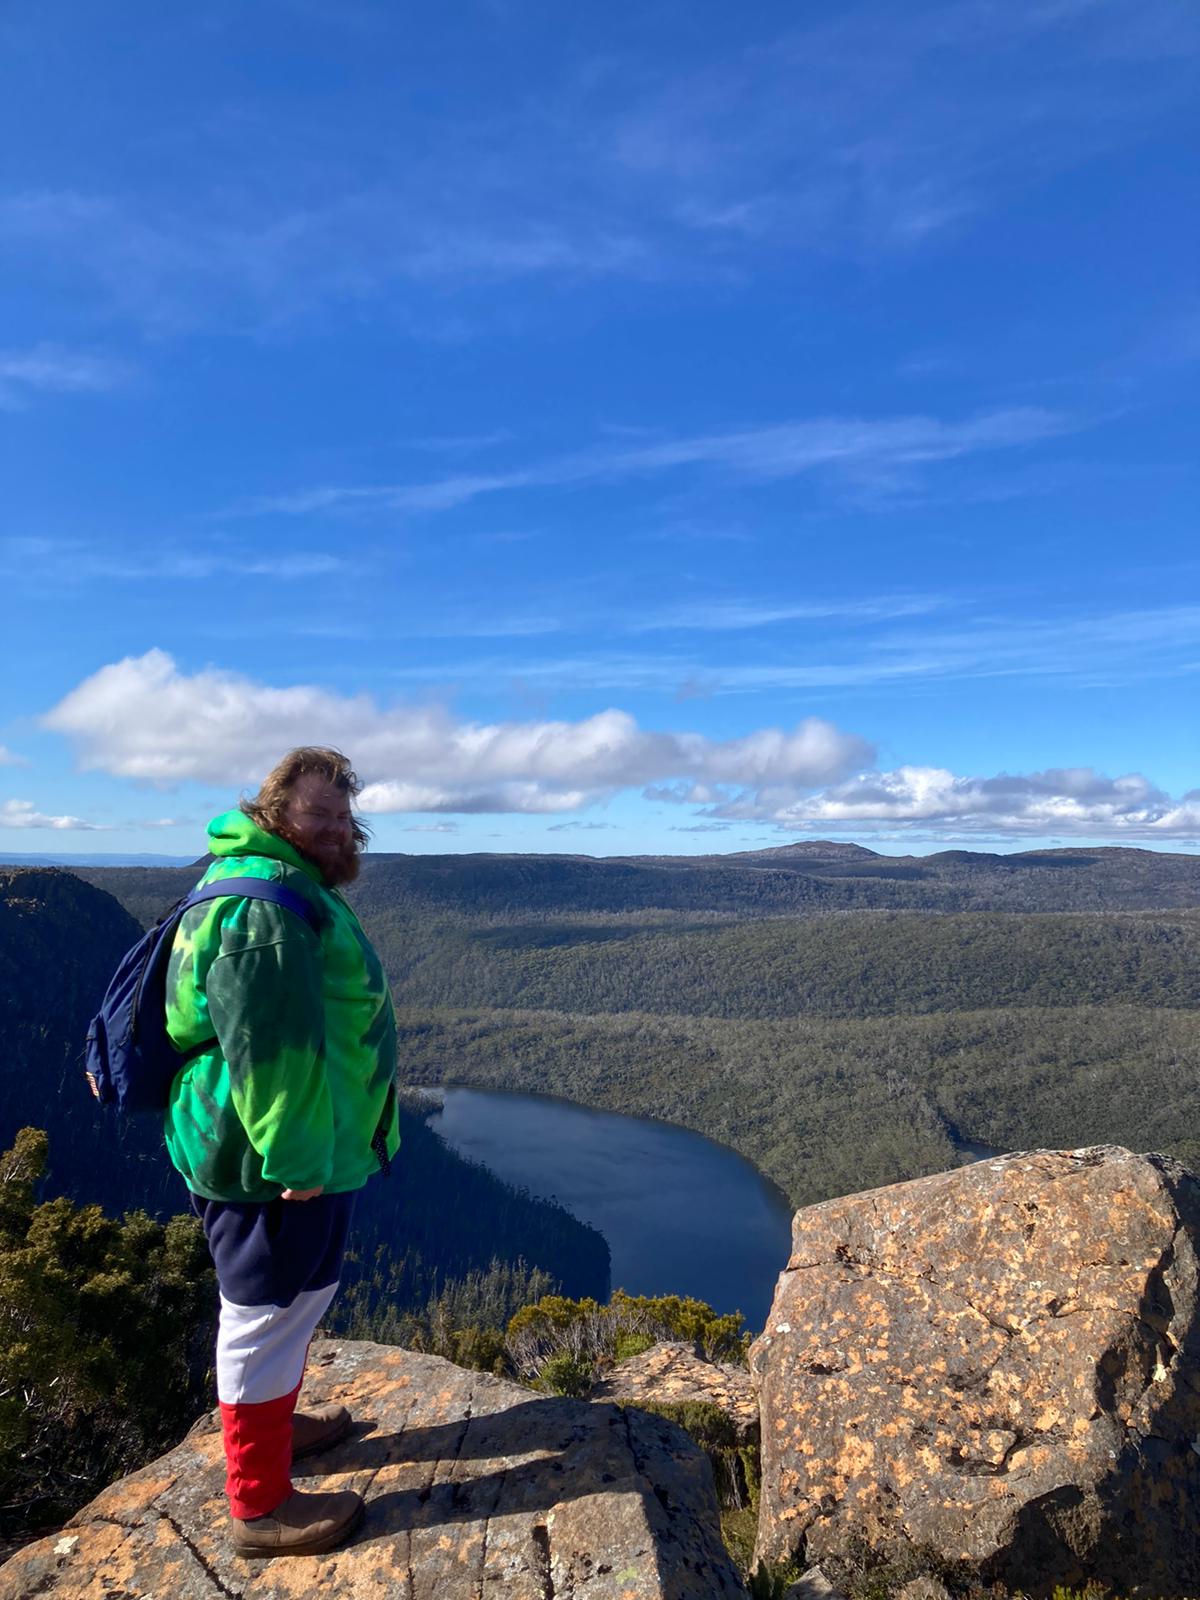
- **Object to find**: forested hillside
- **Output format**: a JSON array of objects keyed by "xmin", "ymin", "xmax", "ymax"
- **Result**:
[
  {"xmin": 392, "ymin": 1004, "xmax": 1200, "ymax": 1206},
  {"xmin": 0, "ymin": 867, "xmax": 173, "ymax": 1215},
  {"xmin": 371, "ymin": 910, "xmax": 1200, "ymax": 1018}
]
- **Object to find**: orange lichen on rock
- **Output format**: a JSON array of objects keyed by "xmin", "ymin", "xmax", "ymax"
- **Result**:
[{"xmin": 750, "ymin": 1146, "xmax": 1200, "ymax": 1598}]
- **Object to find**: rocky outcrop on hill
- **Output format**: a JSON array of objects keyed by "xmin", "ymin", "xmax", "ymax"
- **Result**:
[
  {"xmin": 593, "ymin": 1340, "xmax": 758, "ymax": 1446},
  {"xmin": 751, "ymin": 1146, "xmax": 1200, "ymax": 1597},
  {"xmin": 3, "ymin": 1338, "xmax": 747, "ymax": 1599}
]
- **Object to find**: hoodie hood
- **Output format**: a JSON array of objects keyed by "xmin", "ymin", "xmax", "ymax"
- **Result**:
[{"xmin": 205, "ymin": 809, "xmax": 322, "ymax": 883}]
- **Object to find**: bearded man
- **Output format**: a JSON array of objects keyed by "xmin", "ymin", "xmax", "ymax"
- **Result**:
[{"xmin": 164, "ymin": 747, "xmax": 398, "ymax": 1558}]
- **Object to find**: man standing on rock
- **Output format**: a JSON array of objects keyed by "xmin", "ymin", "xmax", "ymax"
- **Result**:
[{"xmin": 163, "ymin": 747, "xmax": 399, "ymax": 1558}]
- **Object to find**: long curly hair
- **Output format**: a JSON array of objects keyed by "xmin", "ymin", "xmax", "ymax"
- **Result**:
[{"xmin": 241, "ymin": 746, "xmax": 372, "ymax": 849}]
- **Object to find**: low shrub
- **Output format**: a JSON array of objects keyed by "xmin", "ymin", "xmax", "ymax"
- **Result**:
[
  {"xmin": 506, "ymin": 1287, "xmax": 748, "ymax": 1390},
  {"xmin": 536, "ymin": 1350, "xmax": 595, "ymax": 1398}
]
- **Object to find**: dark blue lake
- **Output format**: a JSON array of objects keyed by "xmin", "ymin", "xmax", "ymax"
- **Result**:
[{"xmin": 425, "ymin": 1086, "xmax": 794, "ymax": 1331}]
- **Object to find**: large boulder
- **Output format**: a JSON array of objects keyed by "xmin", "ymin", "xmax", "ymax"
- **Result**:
[
  {"xmin": 750, "ymin": 1146, "xmax": 1200, "ymax": 1596},
  {"xmin": 3, "ymin": 1338, "xmax": 747, "ymax": 1599}
]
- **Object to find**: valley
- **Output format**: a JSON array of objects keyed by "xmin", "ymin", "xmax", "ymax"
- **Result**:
[{"xmin": 67, "ymin": 840, "xmax": 1200, "ymax": 1210}]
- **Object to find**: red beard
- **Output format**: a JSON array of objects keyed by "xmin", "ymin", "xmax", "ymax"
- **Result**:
[
  {"xmin": 276, "ymin": 827, "xmax": 361, "ymax": 887},
  {"xmin": 313, "ymin": 839, "xmax": 361, "ymax": 887}
]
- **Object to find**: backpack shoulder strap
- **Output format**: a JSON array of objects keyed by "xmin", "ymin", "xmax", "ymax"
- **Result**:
[
  {"xmin": 180, "ymin": 876, "xmax": 324, "ymax": 933},
  {"xmin": 151, "ymin": 878, "xmax": 324, "ymax": 1073}
]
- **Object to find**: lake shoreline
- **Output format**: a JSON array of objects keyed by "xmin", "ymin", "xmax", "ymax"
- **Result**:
[{"xmin": 418, "ymin": 1082, "xmax": 795, "ymax": 1329}]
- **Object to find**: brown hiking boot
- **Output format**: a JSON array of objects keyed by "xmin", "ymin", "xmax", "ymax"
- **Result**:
[
  {"xmin": 232, "ymin": 1488, "xmax": 364, "ymax": 1559},
  {"xmin": 292, "ymin": 1402, "xmax": 353, "ymax": 1460}
]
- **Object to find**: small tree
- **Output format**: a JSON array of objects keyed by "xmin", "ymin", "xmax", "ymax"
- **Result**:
[{"xmin": 0, "ymin": 1128, "xmax": 215, "ymax": 1543}]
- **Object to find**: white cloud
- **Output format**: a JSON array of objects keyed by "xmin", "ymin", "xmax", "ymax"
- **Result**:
[
  {"xmin": 0, "ymin": 746, "xmax": 28, "ymax": 767},
  {"xmin": 707, "ymin": 765, "xmax": 1200, "ymax": 840},
  {"xmin": 361, "ymin": 781, "xmax": 591, "ymax": 816},
  {"xmin": 41, "ymin": 649, "xmax": 872, "ymax": 816},
  {"xmin": 40, "ymin": 652, "xmax": 1199, "ymax": 842},
  {"xmin": 0, "ymin": 344, "xmax": 130, "ymax": 408},
  {"xmin": 1, "ymin": 799, "xmax": 101, "ymax": 831}
]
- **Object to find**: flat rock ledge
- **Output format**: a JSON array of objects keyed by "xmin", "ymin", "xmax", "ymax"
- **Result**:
[
  {"xmin": 751, "ymin": 1146, "xmax": 1200, "ymax": 1598},
  {"xmin": 3, "ymin": 1339, "xmax": 747, "ymax": 1600},
  {"xmin": 592, "ymin": 1342, "xmax": 759, "ymax": 1445}
]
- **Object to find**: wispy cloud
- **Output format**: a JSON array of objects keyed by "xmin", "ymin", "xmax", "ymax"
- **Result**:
[
  {"xmin": 377, "ymin": 601, "xmax": 1200, "ymax": 695},
  {"xmin": 0, "ymin": 747, "xmax": 28, "ymax": 767},
  {"xmin": 399, "ymin": 430, "xmax": 514, "ymax": 453},
  {"xmin": 602, "ymin": 0, "xmax": 1199, "ymax": 257},
  {"xmin": 0, "ymin": 536, "xmax": 356, "ymax": 584},
  {"xmin": 233, "ymin": 408, "xmax": 1077, "ymax": 518},
  {"xmin": 0, "ymin": 187, "xmax": 652, "ymax": 335},
  {"xmin": 2, "ymin": 2, "xmax": 1192, "ymax": 336},
  {"xmin": 0, "ymin": 344, "xmax": 131, "ymax": 408},
  {"xmin": 626, "ymin": 594, "xmax": 946, "ymax": 633}
]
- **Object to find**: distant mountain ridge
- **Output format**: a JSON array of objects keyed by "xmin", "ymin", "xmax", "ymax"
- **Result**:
[
  {"xmin": 0, "ymin": 853, "xmax": 197, "ymax": 868},
  {"xmin": 76, "ymin": 839, "xmax": 1200, "ymax": 928}
]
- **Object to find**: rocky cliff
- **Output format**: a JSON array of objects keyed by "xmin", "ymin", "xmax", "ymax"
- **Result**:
[{"xmin": 2, "ymin": 1339, "xmax": 747, "ymax": 1599}]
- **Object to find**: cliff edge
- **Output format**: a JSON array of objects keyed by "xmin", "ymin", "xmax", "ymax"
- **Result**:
[{"xmin": 2, "ymin": 1338, "xmax": 747, "ymax": 1599}]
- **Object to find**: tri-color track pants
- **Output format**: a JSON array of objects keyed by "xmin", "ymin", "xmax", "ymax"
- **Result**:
[{"xmin": 191, "ymin": 1191, "xmax": 356, "ymax": 1520}]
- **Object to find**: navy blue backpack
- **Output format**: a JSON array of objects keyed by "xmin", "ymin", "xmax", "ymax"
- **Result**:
[{"xmin": 85, "ymin": 876, "xmax": 323, "ymax": 1113}]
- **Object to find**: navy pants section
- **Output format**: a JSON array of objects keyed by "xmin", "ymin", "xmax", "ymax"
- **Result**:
[{"xmin": 191, "ymin": 1190, "xmax": 356, "ymax": 1308}]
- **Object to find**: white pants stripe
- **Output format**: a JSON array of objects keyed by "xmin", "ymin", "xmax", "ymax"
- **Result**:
[{"xmin": 215, "ymin": 1283, "xmax": 339, "ymax": 1405}]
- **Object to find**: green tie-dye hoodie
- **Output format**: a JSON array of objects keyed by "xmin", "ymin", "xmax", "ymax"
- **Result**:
[{"xmin": 163, "ymin": 810, "xmax": 399, "ymax": 1202}]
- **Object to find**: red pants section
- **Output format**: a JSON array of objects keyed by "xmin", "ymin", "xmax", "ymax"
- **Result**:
[{"xmin": 219, "ymin": 1380, "xmax": 301, "ymax": 1520}]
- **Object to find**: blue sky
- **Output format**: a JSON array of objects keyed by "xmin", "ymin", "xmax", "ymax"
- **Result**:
[{"xmin": 1, "ymin": 0, "xmax": 1198, "ymax": 857}]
